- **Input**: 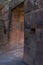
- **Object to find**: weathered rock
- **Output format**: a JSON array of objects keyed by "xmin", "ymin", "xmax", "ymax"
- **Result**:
[
  {"xmin": 25, "ymin": 8, "xmax": 43, "ymax": 28},
  {"xmin": 24, "ymin": 0, "xmax": 38, "ymax": 13},
  {"xmin": 0, "ymin": 20, "xmax": 6, "ymax": 46},
  {"xmin": 24, "ymin": 0, "xmax": 43, "ymax": 65},
  {"xmin": 24, "ymin": 0, "xmax": 43, "ymax": 13}
]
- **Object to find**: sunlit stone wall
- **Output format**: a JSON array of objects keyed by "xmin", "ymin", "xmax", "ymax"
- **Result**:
[{"xmin": 9, "ymin": 3, "xmax": 24, "ymax": 49}]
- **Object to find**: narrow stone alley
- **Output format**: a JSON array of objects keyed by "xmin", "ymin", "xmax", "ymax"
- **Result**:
[{"xmin": 0, "ymin": 0, "xmax": 43, "ymax": 65}]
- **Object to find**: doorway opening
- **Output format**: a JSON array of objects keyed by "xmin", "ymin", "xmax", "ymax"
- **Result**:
[{"xmin": 9, "ymin": 2, "xmax": 24, "ymax": 49}]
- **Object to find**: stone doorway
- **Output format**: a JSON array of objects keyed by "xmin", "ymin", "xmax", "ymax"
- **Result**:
[{"xmin": 9, "ymin": 3, "xmax": 24, "ymax": 49}]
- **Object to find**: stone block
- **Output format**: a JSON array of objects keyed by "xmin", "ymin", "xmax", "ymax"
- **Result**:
[
  {"xmin": 2, "ymin": 12, "xmax": 9, "ymax": 20},
  {"xmin": 36, "ymin": 0, "xmax": 43, "ymax": 8},
  {"xmin": 24, "ymin": 29, "xmax": 31, "ymax": 46},
  {"xmin": 24, "ymin": 0, "xmax": 38, "ymax": 13},
  {"xmin": 2, "ymin": 4, "xmax": 9, "ymax": 14},
  {"xmin": 4, "ymin": 20, "xmax": 9, "ymax": 29},
  {"xmin": 24, "ymin": 0, "xmax": 43, "ymax": 65},
  {"xmin": 10, "ymin": 0, "xmax": 24, "ymax": 10},
  {"xmin": 25, "ymin": 8, "xmax": 43, "ymax": 28},
  {"xmin": 24, "ymin": 0, "xmax": 43, "ymax": 13},
  {"xmin": 35, "ymin": 41, "xmax": 43, "ymax": 65}
]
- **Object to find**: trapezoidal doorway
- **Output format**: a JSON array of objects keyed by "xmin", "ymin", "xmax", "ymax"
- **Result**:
[{"xmin": 9, "ymin": 3, "xmax": 24, "ymax": 49}]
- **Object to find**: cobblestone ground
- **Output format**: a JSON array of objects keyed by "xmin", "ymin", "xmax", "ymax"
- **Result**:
[{"xmin": 0, "ymin": 48, "xmax": 25, "ymax": 65}]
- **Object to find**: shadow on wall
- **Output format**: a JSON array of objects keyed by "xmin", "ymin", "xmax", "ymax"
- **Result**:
[{"xmin": 0, "ymin": 19, "xmax": 7, "ymax": 47}]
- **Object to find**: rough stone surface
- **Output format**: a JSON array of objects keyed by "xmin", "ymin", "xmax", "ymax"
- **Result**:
[
  {"xmin": 25, "ymin": 8, "xmax": 43, "ymax": 28},
  {"xmin": 24, "ymin": 0, "xmax": 38, "ymax": 13},
  {"xmin": 0, "ymin": 19, "xmax": 7, "ymax": 46},
  {"xmin": 24, "ymin": 0, "xmax": 43, "ymax": 13},
  {"xmin": 0, "ymin": 48, "xmax": 25, "ymax": 65},
  {"xmin": 24, "ymin": 0, "xmax": 43, "ymax": 65},
  {"xmin": 10, "ymin": 0, "xmax": 24, "ymax": 9},
  {"xmin": 0, "ymin": 0, "xmax": 24, "ymax": 52}
]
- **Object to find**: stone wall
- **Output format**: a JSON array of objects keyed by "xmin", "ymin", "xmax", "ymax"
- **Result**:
[
  {"xmin": 0, "ymin": 9, "xmax": 8, "ymax": 48},
  {"xmin": 24, "ymin": 0, "xmax": 43, "ymax": 65},
  {"xmin": 10, "ymin": 0, "xmax": 24, "ymax": 9},
  {"xmin": 9, "ymin": 3, "xmax": 24, "ymax": 49},
  {"xmin": 1, "ymin": 2, "xmax": 10, "ymax": 47},
  {"xmin": 0, "ymin": 0, "xmax": 24, "ymax": 50},
  {"xmin": 0, "ymin": 9, "xmax": 2, "ymax": 19},
  {"xmin": 2, "ymin": 1, "xmax": 10, "ymax": 31},
  {"xmin": 1, "ymin": 0, "xmax": 24, "ymax": 30}
]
